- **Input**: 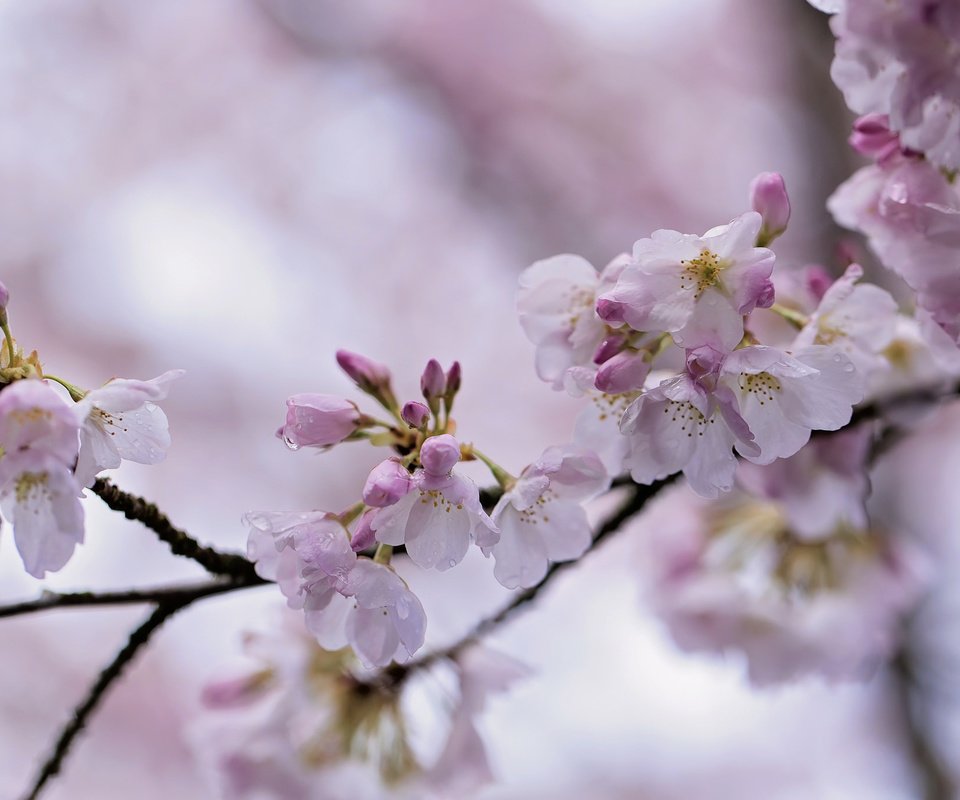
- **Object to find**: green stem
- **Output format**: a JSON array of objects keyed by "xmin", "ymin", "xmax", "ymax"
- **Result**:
[
  {"xmin": 373, "ymin": 543, "xmax": 393, "ymax": 565},
  {"xmin": 471, "ymin": 448, "xmax": 515, "ymax": 490},
  {"xmin": 43, "ymin": 374, "xmax": 87, "ymax": 402},
  {"xmin": 769, "ymin": 303, "xmax": 809, "ymax": 329},
  {"xmin": 1, "ymin": 320, "xmax": 15, "ymax": 367}
]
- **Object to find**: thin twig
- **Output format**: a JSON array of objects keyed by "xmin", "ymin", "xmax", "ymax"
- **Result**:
[
  {"xmin": 21, "ymin": 601, "xmax": 187, "ymax": 800},
  {"xmin": 91, "ymin": 478, "xmax": 258, "ymax": 581},
  {"xmin": 0, "ymin": 576, "xmax": 267, "ymax": 620},
  {"xmin": 892, "ymin": 648, "xmax": 954, "ymax": 800}
]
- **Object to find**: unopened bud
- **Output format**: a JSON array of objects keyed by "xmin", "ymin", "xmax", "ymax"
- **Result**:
[
  {"xmin": 594, "ymin": 350, "xmax": 650, "ymax": 394},
  {"xmin": 849, "ymin": 114, "xmax": 900, "ymax": 162},
  {"xmin": 420, "ymin": 359, "xmax": 445, "ymax": 414},
  {"xmin": 445, "ymin": 361, "xmax": 461, "ymax": 397},
  {"xmin": 420, "ymin": 433, "xmax": 460, "ymax": 477},
  {"xmin": 350, "ymin": 509, "xmax": 378, "ymax": 552},
  {"xmin": 750, "ymin": 172, "xmax": 791, "ymax": 246},
  {"xmin": 278, "ymin": 394, "xmax": 360, "ymax": 450},
  {"xmin": 335, "ymin": 350, "xmax": 396, "ymax": 409},
  {"xmin": 593, "ymin": 333, "xmax": 627, "ymax": 365},
  {"xmin": 362, "ymin": 458, "xmax": 413, "ymax": 507},
  {"xmin": 402, "ymin": 400, "xmax": 431, "ymax": 429}
]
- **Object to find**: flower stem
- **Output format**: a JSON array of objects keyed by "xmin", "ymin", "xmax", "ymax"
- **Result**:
[
  {"xmin": 373, "ymin": 543, "xmax": 393, "ymax": 565},
  {"xmin": 769, "ymin": 303, "xmax": 809, "ymax": 329},
  {"xmin": 43, "ymin": 374, "xmax": 87, "ymax": 402},
  {"xmin": 470, "ymin": 448, "xmax": 515, "ymax": 490}
]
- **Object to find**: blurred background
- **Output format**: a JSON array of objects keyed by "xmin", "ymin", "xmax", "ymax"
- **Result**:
[{"xmin": 1, "ymin": 0, "xmax": 958, "ymax": 797}]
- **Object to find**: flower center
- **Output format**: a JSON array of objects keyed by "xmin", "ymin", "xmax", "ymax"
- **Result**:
[
  {"xmin": 739, "ymin": 372, "xmax": 782, "ymax": 405},
  {"xmin": 663, "ymin": 400, "xmax": 716, "ymax": 438},
  {"xmin": 15, "ymin": 470, "xmax": 49, "ymax": 503},
  {"xmin": 679, "ymin": 249, "xmax": 728, "ymax": 298}
]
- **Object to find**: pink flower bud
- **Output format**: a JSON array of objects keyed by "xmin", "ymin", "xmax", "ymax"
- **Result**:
[
  {"xmin": 363, "ymin": 458, "xmax": 413, "ymax": 507},
  {"xmin": 420, "ymin": 359, "xmax": 446, "ymax": 401},
  {"xmin": 749, "ymin": 172, "xmax": 791, "ymax": 244},
  {"xmin": 336, "ymin": 350, "xmax": 392, "ymax": 394},
  {"xmin": 402, "ymin": 400, "xmax": 431, "ymax": 428},
  {"xmin": 804, "ymin": 264, "xmax": 834, "ymax": 301},
  {"xmin": 445, "ymin": 361, "xmax": 461, "ymax": 397},
  {"xmin": 595, "ymin": 297, "xmax": 626, "ymax": 324},
  {"xmin": 849, "ymin": 114, "xmax": 900, "ymax": 162},
  {"xmin": 0, "ymin": 280, "xmax": 9, "ymax": 311},
  {"xmin": 351, "ymin": 509, "xmax": 378, "ymax": 552},
  {"xmin": 278, "ymin": 394, "xmax": 359, "ymax": 450},
  {"xmin": 593, "ymin": 333, "xmax": 627, "ymax": 365},
  {"xmin": 594, "ymin": 350, "xmax": 650, "ymax": 394},
  {"xmin": 420, "ymin": 433, "xmax": 460, "ymax": 477}
]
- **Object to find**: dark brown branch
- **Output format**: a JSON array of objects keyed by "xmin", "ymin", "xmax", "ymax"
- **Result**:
[
  {"xmin": 0, "ymin": 576, "xmax": 267, "ymax": 620},
  {"xmin": 91, "ymin": 478, "xmax": 258, "ymax": 581},
  {"xmin": 21, "ymin": 601, "xmax": 187, "ymax": 800}
]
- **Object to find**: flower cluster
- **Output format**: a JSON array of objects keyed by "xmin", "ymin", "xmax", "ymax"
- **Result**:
[
  {"xmin": 193, "ymin": 615, "xmax": 528, "ymax": 799},
  {"xmin": 0, "ymin": 284, "xmax": 181, "ymax": 577},
  {"xmin": 248, "ymin": 351, "xmax": 607, "ymax": 668},
  {"xmin": 517, "ymin": 175, "xmax": 893, "ymax": 498}
]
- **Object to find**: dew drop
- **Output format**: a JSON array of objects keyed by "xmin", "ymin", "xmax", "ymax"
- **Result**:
[
  {"xmin": 448, "ymin": 559, "xmax": 456, "ymax": 568},
  {"xmin": 282, "ymin": 435, "xmax": 300, "ymax": 451},
  {"xmin": 832, "ymin": 353, "xmax": 843, "ymax": 362},
  {"xmin": 843, "ymin": 363, "xmax": 855, "ymax": 373}
]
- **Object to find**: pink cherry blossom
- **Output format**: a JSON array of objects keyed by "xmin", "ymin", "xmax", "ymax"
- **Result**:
[
  {"xmin": 0, "ymin": 379, "xmax": 84, "ymax": 577},
  {"xmin": 792, "ymin": 263, "xmax": 898, "ymax": 378},
  {"xmin": 362, "ymin": 458, "xmax": 413, "ymax": 508},
  {"xmin": 488, "ymin": 445, "xmax": 606, "ymax": 589},
  {"xmin": 720, "ymin": 345, "xmax": 865, "ymax": 464},
  {"xmin": 596, "ymin": 212, "xmax": 775, "ymax": 352},
  {"xmin": 749, "ymin": 171, "xmax": 791, "ymax": 245},
  {"xmin": 73, "ymin": 369, "xmax": 184, "ymax": 487},
  {"xmin": 517, "ymin": 253, "xmax": 626, "ymax": 390},
  {"xmin": 372, "ymin": 435, "xmax": 498, "ymax": 571},
  {"xmin": 276, "ymin": 393, "xmax": 361, "ymax": 451},
  {"xmin": 620, "ymin": 351, "xmax": 759, "ymax": 498}
]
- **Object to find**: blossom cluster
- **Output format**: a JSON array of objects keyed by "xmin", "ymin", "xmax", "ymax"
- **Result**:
[
  {"xmin": 247, "ymin": 351, "xmax": 608, "ymax": 670},
  {"xmin": 0, "ymin": 286, "xmax": 181, "ymax": 577}
]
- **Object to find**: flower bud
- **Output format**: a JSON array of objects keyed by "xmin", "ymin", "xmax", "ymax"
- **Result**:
[
  {"xmin": 420, "ymin": 359, "xmax": 446, "ymax": 414},
  {"xmin": 750, "ymin": 172, "xmax": 791, "ymax": 246},
  {"xmin": 594, "ymin": 350, "xmax": 650, "ymax": 394},
  {"xmin": 595, "ymin": 297, "xmax": 626, "ymax": 324},
  {"xmin": 278, "ymin": 394, "xmax": 360, "ymax": 450},
  {"xmin": 335, "ymin": 350, "xmax": 396, "ymax": 408},
  {"xmin": 350, "ymin": 508, "xmax": 378, "ymax": 552},
  {"xmin": 420, "ymin": 433, "xmax": 460, "ymax": 477},
  {"xmin": 0, "ymin": 280, "xmax": 9, "ymax": 312},
  {"xmin": 444, "ymin": 360, "xmax": 461, "ymax": 398},
  {"xmin": 363, "ymin": 458, "xmax": 413, "ymax": 507},
  {"xmin": 593, "ymin": 333, "xmax": 627, "ymax": 365},
  {"xmin": 849, "ymin": 114, "xmax": 900, "ymax": 162},
  {"xmin": 402, "ymin": 400, "xmax": 431, "ymax": 428}
]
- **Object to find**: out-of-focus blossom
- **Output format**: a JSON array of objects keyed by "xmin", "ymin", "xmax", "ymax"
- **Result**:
[
  {"xmin": 828, "ymin": 117, "xmax": 960, "ymax": 359},
  {"xmin": 0, "ymin": 379, "xmax": 84, "ymax": 577},
  {"xmin": 596, "ymin": 212, "xmax": 775, "ymax": 352},
  {"xmin": 276, "ymin": 393, "xmax": 362, "ymax": 451},
  {"xmin": 194, "ymin": 618, "xmax": 525, "ymax": 798},
  {"xmin": 636, "ymin": 467, "xmax": 930, "ymax": 685},
  {"xmin": 372, "ymin": 435, "xmax": 498, "ymax": 571},
  {"xmin": 824, "ymin": 0, "xmax": 960, "ymax": 168},
  {"xmin": 74, "ymin": 369, "xmax": 184, "ymax": 487},
  {"xmin": 488, "ymin": 445, "xmax": 607, "ymax": 589}
]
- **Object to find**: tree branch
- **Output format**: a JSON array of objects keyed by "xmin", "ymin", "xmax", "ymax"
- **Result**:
[
  {"xmin": 91, "ymin": 478, "xmax": 258, "ymax": 581},
  {"xmin": 0, "ymin": 576, "xmax": 267, "ymax": 620},
  {"xmin": 21, "ymin": 601, "xmax": 187, "ymax": 800}
]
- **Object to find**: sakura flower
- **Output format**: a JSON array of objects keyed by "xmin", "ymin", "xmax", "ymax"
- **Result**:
[
  {"xmin": 517, "ymin": 253, "xmax": 627, "ymax": 390},
  {"xmin": 342, "ymin": 559, "xmax": 426, "ymax": 669},
  {"xmin": 792, "ymin": 264, "xmax": 897, "ymax": 378},
  {"xmin": 620, "ymin": 349, "xmax": 759, "ymax": 498},
  {"xmin": 596, "ymin": 211, "xmax": 775, "ymax": 351},
  {"xmin": 749, "ymin": 171, "xmax": 791, "ymax": 246},
  {"xmin": 488, "ymin": 445, "xmax": 607, "ymax": 589},
  {"xmin": 371, "ymin": 435, "xmax": 498, "ymax": 571},
  {"xmin": 276, "ymin": 393, "xmax": 362, "ymax": 452},
  {"xmin": 363, "ymin": 458, "xmax": 413, "ymax": 508},
  {"xmin": 0, "ymin": 379, "xmax": 84, "ymax": 577},
  {"xmin": 73, "ymin": 369, "xmax": 184, "ymax": 487},
  {"xmin": 720, "ymin": 345, "xmax": 864, "ymax": 464}
]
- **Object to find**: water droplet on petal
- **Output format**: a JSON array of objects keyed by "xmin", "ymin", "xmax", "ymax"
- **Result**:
[
  {"xmin": 282, "ymin": 435, "xmax": 300, "ymax": 451},
  {"xmin": 833, "ymin": 353, "xmax": 843, "ymax": 362},
  {"xmin": 448, "ymin": 559, "xmax": 456, "ymax": 568},
  {"xmin": 843, "ymin": 363, "xmax": 855, "ymax": 373}
]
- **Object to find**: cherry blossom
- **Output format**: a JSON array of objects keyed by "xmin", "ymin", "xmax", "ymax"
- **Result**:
[
  {"xmin": 596, "ymin": 212, "xmax": 775, "ymax": 351},
  {"xmin": 74, "ymin": 369, "xmax": 184, "ymax": 487},
  {"xmin": 371, "ymin": 435, "xmax": 498, "ymax": 571},
  {"xmin": 0, "ymin": 379, "xmax": 84, "ymax": 577},
  {"xmin": 488, "ymin": 445, "xmax": 607, "ymax": 589}
]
